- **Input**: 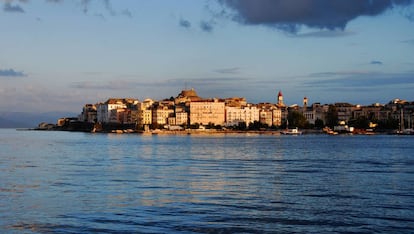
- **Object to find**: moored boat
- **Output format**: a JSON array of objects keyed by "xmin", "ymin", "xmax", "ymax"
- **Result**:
[{"xmin": 280, "ymin": 127, "xmax": 302, "ymax": 135}]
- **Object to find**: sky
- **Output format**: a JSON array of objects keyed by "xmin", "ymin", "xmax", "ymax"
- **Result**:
[{"xmin": 1, "ymin": 0, "xmax": 414, "ymax": 113}]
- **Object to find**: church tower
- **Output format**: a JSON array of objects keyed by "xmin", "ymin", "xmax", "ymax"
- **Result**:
[
  {"xmin": 303, "ymin": 97, "xmax": 308, "ymax": 108},
  {"xmin": 277, "ymin": 90, "xmax": 284, "ymax": 107}
]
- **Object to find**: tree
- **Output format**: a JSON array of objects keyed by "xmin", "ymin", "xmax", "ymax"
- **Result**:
[
  {"xmin": 237, "ymin": 122, "xmax": 247, "ymax": 130},
  {"xmin": 150, "ymin": 122, "xmax": 159, "ymax": 130},
  {"xmin": 349, "ymin": 116, "xmax": 370, "ymax": 129},
  {"xmin": 315, "ymin": 118, "xmax": 324, "ymax": 129},
  {"xmin": 326, "ymin": 105, "xmax": 338, "ymax": 127},
  {"xmin": 377, "ymin": 117, "xmax": 399, "ymax": 130},
  {"xmin": 190, "ymin": 123, "xmax": 200, "ymax": 129},
  {"xmin": 249, "ymin": 121, "xmax": 268, "ymax": 130},
  {"xmin": 206, "ymin": 122, "xmax": 215, "ymax": 129},
  {"xmin": 287, "ymin": 111, "xmax": 308, "ymax": 128}
]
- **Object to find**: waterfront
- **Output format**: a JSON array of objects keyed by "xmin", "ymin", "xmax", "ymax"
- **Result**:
[{"xmin": 1, "ymin": 129, "xmax": 413, "ymax": 233}]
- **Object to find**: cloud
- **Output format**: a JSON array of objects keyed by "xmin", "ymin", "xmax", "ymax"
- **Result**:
[
  {"xmin": 295, "ymin": 30, "xmax": 356, "ymax": 38},
  {"xmin": 3, "ymin": 2, "xmax": 24, "ymax": 13},
  {"xmin": 200, "ymin": 20, "xmax": 214, "ymax": 32},
  {"xmin": 402, "ymin": 39, "xmax": 414, "ymax": 44},
  {"xmin": 0, "ymin": 68, "xmax": 27, "ymax": 77},
  {"xmin": 121, "ymin": 9, "xmax": 132, "ymax": 18},
  {"xmin": 214, "ymin": 67, "xmax": 240, "ymax": 74},
  {"xmin": 71, "ymin": 80, "xmax": 140, "ymax": 90},
  {"xmin": 216, "ymin": 0, "xmax": 414, "ymax": 33},
  {"xmin": 102, "ymin": 0, "xmax": 115, "ymax": 16},
  {"xmin": 71, "ymin": 77, "xmax": 249, "ymax": 90},
  {"xmin": 2, "ymin": 0, "xmax": 132, "ymax": 17},
  {"xmin": 179, "ymin": 18, "xmax": 191, "ymax": 29},
  {"xmin": 370, "ymin": 60, "xmax": 383, "ymax": 65},
  {"xmin": 78, "ymin": 0, "xmax": 132, "ymax": 17},
  {"xmin": 305, "ymin": 71, "xmax": 414, "ymax": 88}
]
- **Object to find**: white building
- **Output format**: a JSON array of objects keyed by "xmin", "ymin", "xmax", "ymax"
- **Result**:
[
  {"xmin": 96, "ymin": 99, "xmax": 127, "ymax": 123},
  {"xmin": 225, "ymin": 105, "xmax": 259, "ymax": 127}
]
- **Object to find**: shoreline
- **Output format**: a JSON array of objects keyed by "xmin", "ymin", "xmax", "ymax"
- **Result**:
[{"xmin": 15, "ymin": 128, "xmax": 403, "ymax": 135}]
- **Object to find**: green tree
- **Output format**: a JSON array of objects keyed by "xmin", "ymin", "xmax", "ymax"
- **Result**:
[{"xmin": 287, "ymin": 111, "xmax": 308, "ymax": 128}]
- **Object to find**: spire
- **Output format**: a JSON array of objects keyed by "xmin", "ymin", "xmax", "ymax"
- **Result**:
[
  {"xmin": 277, "ymin": 90, "xmax": 284, "ymax": 107},
  {"xmin": 278, "ymin": 90, "xmax": 283, "ymax": 97}
]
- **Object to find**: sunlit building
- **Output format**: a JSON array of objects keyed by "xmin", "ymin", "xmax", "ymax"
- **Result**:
[
  {"xmin": 190, "ymin": 99, "xmax": 225, "ymax": 126},
  {"xmin": 225, "ymin": 105, "xmax": 259, "ymax": 127},
  {"xmin": 152, "ymin": 103, "xmax": 174, "ymax": 126},
  {"xmin": 257, "ymin": 103, "xmax": 282, "ymax": 127},
  {"xmin": 96, "ymin": 98, "xmax": 128, "ymax": 123}
]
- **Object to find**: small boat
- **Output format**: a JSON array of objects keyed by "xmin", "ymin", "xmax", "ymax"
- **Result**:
[
  {"xmin": 397, "ymin": 129, "xmax": 414, "ymax": 135},
  {"xmin": 280, "ymin": 127, "xmax": 302, "ymax": 135}
]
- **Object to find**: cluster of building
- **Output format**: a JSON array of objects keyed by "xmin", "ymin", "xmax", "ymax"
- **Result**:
[{"xmin": 72, "ymin": 89, "xmax": 414, "ymax": 130}]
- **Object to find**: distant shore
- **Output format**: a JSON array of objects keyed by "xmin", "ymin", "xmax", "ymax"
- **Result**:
[
  {"xmin": 19, "ymin": 127, "xmax": 399, "ymax": 135},
  {"xmin": 18, "ymin": 121, "xmax": 403, "ymax": 135}
]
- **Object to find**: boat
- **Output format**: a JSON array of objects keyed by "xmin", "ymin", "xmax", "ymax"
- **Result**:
[
  {"xmin": 396, "ymin": 109, "xmax": 414, "ymax": 135},
  {"xmin": 323, "ymin": 127, "xmax": 338, "ymax": 135},
  {"xmin": 333, "ymin": 121, "xmax": 354, "ymax": 134},
  {"xmin": 280, "ymin": 127, "xmax": 302, "ymax": 135}
]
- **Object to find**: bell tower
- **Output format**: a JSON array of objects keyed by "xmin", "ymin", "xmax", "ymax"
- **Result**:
[{"xmin": 277, "ymin": 90, "xmax": 284, "ymax": 107}]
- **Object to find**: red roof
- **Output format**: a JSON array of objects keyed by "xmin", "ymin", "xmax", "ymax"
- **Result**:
[{"xmin": 278, "ymin": 90, "xmax": 283, "ymax": 97}]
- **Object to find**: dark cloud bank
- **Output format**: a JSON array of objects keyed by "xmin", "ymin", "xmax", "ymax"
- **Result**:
[
  {"xmin": 3, "ymin": 2, "xmax": 24, "ymax": 13},
  {"xmin": 0, "ymin": 68, "xmax": 26, "ymax": 77},
  {"xmin": 217, "ymin": 0, "xmax": 414, "ymax": 33},
  {"xmin": 2, "ymin": 0, "xmax": 132, "ymax": 17}
]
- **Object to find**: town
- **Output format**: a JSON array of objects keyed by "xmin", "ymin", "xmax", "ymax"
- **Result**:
[{"xmin": 39, "ymin": 89, "xmax": 414, "ymax": 135}]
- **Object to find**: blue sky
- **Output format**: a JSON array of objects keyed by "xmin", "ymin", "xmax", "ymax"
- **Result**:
[{"xmin": 1, "ymin": 0, "xmax": 414, "ymax": 113}]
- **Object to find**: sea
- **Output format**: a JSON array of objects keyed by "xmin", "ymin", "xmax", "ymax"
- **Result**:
[{"xmin": 0, "ymin": 128, "xmax": 413, "ymax": 233}]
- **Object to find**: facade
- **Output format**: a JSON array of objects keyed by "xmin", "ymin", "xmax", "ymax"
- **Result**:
[
  {"xmin": 80, "ymin": 104, "xmax": 97, "ymax": 123},
  {"xmin": 272, "ymin": 108, "xmax": 282, "ymax": 126},
  {"xmin": 152, "ymin": 105, "xmax": 174, "ymax": 126},
  {"xmin": 190, "ymin": 99, "xmax": 225, "ymax": 125},
  {"xmin": 335, "ymin": 103, "xmax": 356, "ymax": 122},
  {"xmin": 225, "ymin": 105, "xmax": 259, "ymax": 127},
  {"xmin": 137, "ymin": 99, "xmax": 154, "ymax": 126},
  {"xmin": 353, "ymin": 104, "xmax": 390, "ymax": 122},
  {"xmin": 96, "ymin": 99, "xmax": 128, "ymax": 123},
  {"xmin": 139, "ymin": 109, "xmax": 152, "ymax": 125},
  {"xmin": 257, "ymin": 103, "xmax": 282, "ymax": 127},
  {"xmin": 302, "ymin": 103, "xmax": 327, "ymax": 125},
  {"xmin": 259, "ymin": 109, "xmax": 273, "ymax": 126},
  {"xmin": 175, "ymin": 111, "xmax": 188, "ymax": 125}
]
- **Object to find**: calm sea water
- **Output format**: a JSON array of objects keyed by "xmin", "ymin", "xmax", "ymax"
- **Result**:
[{"xmin": 0, "ymin": 129, "xmax": 413, "ymax": 233}]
